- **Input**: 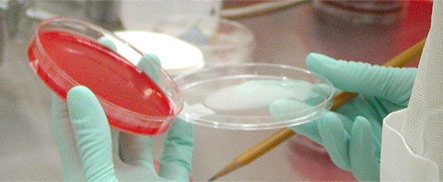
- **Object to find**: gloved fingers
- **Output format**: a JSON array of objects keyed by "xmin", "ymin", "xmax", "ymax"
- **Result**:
[
  {"xmin": 317, "ymin": 112, "xmax": 351, "ymax": 170},
  {"xmin": 349, "ymin": 116, "xmax": 380, "ymax": 181},
  {"xmin": 270, "ymin": 98, "xmax": 322, "ymax": 144},
  {"xmin": 306, "ymin": 53, "xmax": 417, "ymax": 105},
  {"xmin": 118, "ymin": 131, "xmax": 156, "ymax": 173},
  {"xmin": 271, "ymin": 98, "xmax": 354, "ymax": 145},
  {"xmin": 290, "ymin": 121, "xmax": 321, "ymax": 145},
  {"xmin": 51, "ymin": 94, "xmax": 84, "ymax": 180},
  {"xmin": 305, "ymin": 83, "xmax": 338, "ymax": 106},
  {"xmin": 67, "ymin": 86, "xmax": 118, "ymax": 182},
  {"xmin": 159, "ymin": 118, "xmax": 194, "ymax": 181},
  {"xmin": 137, "ymin": 54, "xmax": 161, "ymax": 85},
  {"xmin": 98, "ymin": 37, "xmax": 117, "ymax": 52}
]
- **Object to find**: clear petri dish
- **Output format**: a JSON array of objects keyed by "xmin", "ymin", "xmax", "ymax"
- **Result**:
[
  {"xmin": 112, "ymin": 31, "xmax": 205, "ymax": 76},
  {"xmin": 27, "ymin": 17, "xmax": 183, "ymax": 135},
  {"xmin": 174, "ymin": 63, "xmax": 334, "ymax": 130},
  {"xmin": 149, "ymin": 16, "xmax": 256, "ymax": 66}
]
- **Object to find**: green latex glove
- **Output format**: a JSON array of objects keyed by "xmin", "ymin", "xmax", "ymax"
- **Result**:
[
  {"xmin": 51, "ymin": 39, "xmax": 194, "ymax": 181},
  {"xmin": 270, "ymin": 53, "xmax": 417, "ymax": 181}
]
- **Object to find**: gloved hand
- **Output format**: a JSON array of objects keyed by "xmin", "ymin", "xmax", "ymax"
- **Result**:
[
  {"xmin": 270, "ymin": 53, "xmax": 417, "ymax": 181},
  {"xmin": 51, "ymin": 39, "xmax": 194, "ymax": 181}
]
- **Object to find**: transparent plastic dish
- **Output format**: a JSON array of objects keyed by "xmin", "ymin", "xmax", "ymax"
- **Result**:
[
  {"xmin": 27, "ymin": 17, "xmax": 183, "ymax": 135},
  {"xmin": 150, "ymin": 16, "xmax": 256, "ymax": 66},
  {"xmin": 174, "ymin": 63, "xmax": 334, "ymax": 130}
]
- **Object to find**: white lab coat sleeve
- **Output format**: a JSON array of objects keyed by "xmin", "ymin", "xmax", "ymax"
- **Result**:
[{"xmin": 380, "ymin": 109, "xmax": 439, "ymax": 181}]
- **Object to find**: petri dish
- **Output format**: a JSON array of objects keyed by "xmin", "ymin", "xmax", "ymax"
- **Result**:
[
  {"xmin": 112, "ymin": 31, "xmax": 205, "ymax": 76},
  {"xmin": 148, "ymin": 16, "xmax": 256, "ymax": 66},
  {"xmin": 174, "ymin": 63, "xmax": 334, "ymax": 130},
  {"xmin": 27, "ymin": 17, "xmax": 183, "ymax": 135}
]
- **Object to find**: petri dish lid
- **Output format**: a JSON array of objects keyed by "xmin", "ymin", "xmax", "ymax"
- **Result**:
[
  {"xmin": 173, "ymin": 63, "xmax": 334, "ymax": 130},
  {"xmin": 113, "ymin": 31, "xmax": 205, "ymax": 75}
]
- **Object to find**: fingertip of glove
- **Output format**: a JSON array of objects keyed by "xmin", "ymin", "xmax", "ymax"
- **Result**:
[
  {"xmin": 320, "ymin": 112, "xmax": 340, "ymax": 123},
  {"xmin": 146, "ymin": 53, "xmax": 161, "ymax": 66},
  {"xmin": 306, "ymin": 52, "xmax": 338, "ymax": 73},
  {"xmin": 351, "ymin": 116, "xmax": 373, "ymax": 143},
  {"xmin": 318, "ymin": 112, "xmax": 345, "ymax": 135},
  {"xmin": 269, "ymin": 99, "xmax": 298, "ymax": 121},
  {"xmin": 353, "ymin": 116, "xmax": 371, "ymax": 131},
  {"xmin": 140, "ymin": 54, "xmax": 161, "ymax": 67},
  {"xmin": 67, "ymin": 86, "xmax": 103, "ymax": 120},
  {"xmin": 67, "ymin": 85, "xmax": 92, "ymax": 100},
  {"xmin": 269, "ymin": 99, "xmax": 294, "ymax": 111},
  {"xmin": 67, "ymin": 86, "xmax": 95, "ymax": 101},
  {"xmin": 317, "ymin": 112, "xmax": 335, "ymax": 130},
  {"xmin": 98, "ymin": 38, "xmax": 117, "ymax": 52}
]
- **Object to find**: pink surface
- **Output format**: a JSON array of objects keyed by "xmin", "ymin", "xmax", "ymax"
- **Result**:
[
  {"xmin": 239, "ymin": 0, "xmax": 432, "ymax": 68},
  {"xmin": 287, "ymin": 135, "xmax": 357, "ymax": 181}
]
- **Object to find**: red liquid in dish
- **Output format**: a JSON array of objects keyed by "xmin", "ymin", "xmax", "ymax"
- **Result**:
[{"xmin": 28, "ymin": 30, "xmax": 173, "ymax": 135}]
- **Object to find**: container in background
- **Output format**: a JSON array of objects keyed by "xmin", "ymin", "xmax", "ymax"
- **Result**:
[{"xmin": 312, "ymin": 0, "xmax": 409, "ymax": 25}]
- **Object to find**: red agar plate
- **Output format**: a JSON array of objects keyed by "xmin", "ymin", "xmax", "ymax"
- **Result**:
[{"xmin": 27, "ymin": 17, "xmax": 183, "ymax": 135}]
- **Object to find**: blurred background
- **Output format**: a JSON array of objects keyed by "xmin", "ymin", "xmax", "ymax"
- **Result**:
[{"xmin": 0, "ymin": 0, "xmax": 432, "ymax": 181}]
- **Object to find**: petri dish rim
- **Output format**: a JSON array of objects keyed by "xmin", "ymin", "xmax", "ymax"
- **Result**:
[
  {"xmin": 32, "ymin": 17, "xmax": 183, "ymax": 123},
  {"xmin": 174, "ymin": 63, "xmax": 334, "ymax": 130}
]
